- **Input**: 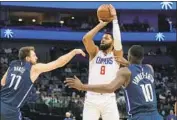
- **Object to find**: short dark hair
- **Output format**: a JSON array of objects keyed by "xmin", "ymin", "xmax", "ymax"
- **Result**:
[
  {"xmin": 104, "ymin": 32, "xmax": 113, "ymax": 39},
  {"xmin": 18, "ymin": 46, "xmax": 35, "ymax": 60},
  {"xmin": 129, "ymin": 45, "xmax": 144, "ymax": 60}
]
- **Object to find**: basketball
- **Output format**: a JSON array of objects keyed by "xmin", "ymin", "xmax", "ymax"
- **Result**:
[{"xmin": 97, "ymin": 4, "xmax": 113, "ymax": 22}]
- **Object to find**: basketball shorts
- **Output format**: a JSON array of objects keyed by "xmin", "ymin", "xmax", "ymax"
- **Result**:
[
  {"xmin": 83, "ymin": 93, "xmax": 119, "ymax": 120},
  {"xmin": 128, "ymin": 111, "xmax": 163, "ymax": 120},
  {"xmin": 0, "ymin": 101, "xmax": 22, "ymax": 120}
]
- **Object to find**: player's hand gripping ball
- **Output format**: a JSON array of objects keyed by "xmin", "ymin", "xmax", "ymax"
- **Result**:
[{"xmin": 97, "ymin": 4, "xmax": 113, "ymax": 22}]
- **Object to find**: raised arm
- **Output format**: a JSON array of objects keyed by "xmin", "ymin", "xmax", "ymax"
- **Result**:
[
  {"xmin": 82, "ymin": 21, "xmax": 108, "ymax": 60},
  {"xmin": 65, "ymin": 67, "xmax": 131, "ymax": 93},
  {"xmin": 108, "ymin": 4, "xmax": 129, "ymax": 66},
  {"xmin": 108, "ymin": 5, "xmax": 123, "ymax": 57},
  {"xmin": 31, "ymin": 49, "xmax": 85, "ymax": 82}
]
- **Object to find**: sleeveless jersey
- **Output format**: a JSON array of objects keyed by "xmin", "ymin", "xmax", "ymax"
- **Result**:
[
  {"xmin": 87, "ymin": 51, "xmax": 120, "ymax": 95},
  {"xmin": 0, "ymin": 60, "xmax": 34, "ymax": 108},
  {"xmin": 124, "ymin": 64, "xmax": 157, "ymax": 116}
]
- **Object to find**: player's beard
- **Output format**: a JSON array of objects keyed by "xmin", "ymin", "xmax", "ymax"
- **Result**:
[{"xmin": 99, "ymin": 43, "xmax": 112, "ymax": 51}]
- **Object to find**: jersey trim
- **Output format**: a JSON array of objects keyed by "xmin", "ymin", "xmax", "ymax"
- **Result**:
[
  {"xmin": 89, "ymin": 51, "xmax": 100, "ymax": 63},
  {"xmin": 17, "ymin": 84, "xmax": 33, "ymax": 108},
  {"xmin": 18, "ymin": 109, "xmax": 22, "ymax": 120},
  {"xmin": 125, "ymin": 90, "xmax": 132, "ymax": 116}
]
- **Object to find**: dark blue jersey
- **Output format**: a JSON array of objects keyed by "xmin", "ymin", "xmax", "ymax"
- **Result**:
[
  {"xmin": 0, "ymin": 60, "xmax": 34, "ymax": 108},
  {"xmin": 124, "ymin": 64, "xmax": 157, "ymax": 116}
]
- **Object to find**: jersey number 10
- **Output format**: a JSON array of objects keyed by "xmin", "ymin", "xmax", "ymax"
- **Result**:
[
  {"xmin": 140, "ymin": 84, "xmax": 153, "ymax": 102},
  {"xmin": 9, "ymin": 74, "xmax": 22, "ymax": 90}
]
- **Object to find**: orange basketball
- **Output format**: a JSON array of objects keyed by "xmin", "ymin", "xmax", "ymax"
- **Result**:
[{"xmin": 97, "ymin": 4, "xmax": 113, "ymax": 22}]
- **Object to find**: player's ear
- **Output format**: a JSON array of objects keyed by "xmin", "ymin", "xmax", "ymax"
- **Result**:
[
  {"xmin": 26, "ymin": 56, "xmax": 30, "ymax": 61},
  {"xmin": 127, "ymin": 55, "xmax": 131, "ymax": 61}
]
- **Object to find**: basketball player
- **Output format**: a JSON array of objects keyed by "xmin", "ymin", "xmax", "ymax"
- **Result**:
[
  {"xmin": 0, "ymin": 46, "xmax": 85, "ymax": 120},
  {"xmin": 65, "ymin": 45, "xmax": 163, "ymax": 120},
  {"xmin": 80, "ymin": 4, "xmax": 128, "ymax": 120}
]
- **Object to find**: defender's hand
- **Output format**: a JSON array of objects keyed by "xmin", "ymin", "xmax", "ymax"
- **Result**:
[
  {"xmin": 74, "ymin": 49, "xmax": 86, "ymax": 57},
  {"xmin": 65, "ymin": 76, "xmax": 84, "ymax": 91}
]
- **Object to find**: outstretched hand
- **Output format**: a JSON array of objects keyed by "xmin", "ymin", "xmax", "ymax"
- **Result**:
[
  {"xmin": 64, "ymin": 76, "xmax": 84, "ymax": 91},
  {"xmin": 74, "ymin": 49, "xmax": 86, "ymax": 57}
]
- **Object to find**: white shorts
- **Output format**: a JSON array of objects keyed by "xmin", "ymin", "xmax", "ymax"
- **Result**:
[{"xmin": 83, "ymin": 93, "xmax": 119, "ymax": 120}]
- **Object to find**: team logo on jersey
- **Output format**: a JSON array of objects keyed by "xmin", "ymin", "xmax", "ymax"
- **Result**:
[{"xmin": 96, "ymin": 57, "xmax": 113, "ymax": 64}]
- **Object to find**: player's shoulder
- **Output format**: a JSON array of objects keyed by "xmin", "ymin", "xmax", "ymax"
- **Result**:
[
  {"xmin": 9, "ymin": 60, "xmax": 19, "ymax": 66},
  {"xmin": 10, "ymin": 60, "xmax": 18, "ymax": 64},
  {"xmin": 145, "ymin": 64, "xmax": 154, "ymax": 70},
  {"xmin": 145, "ymin": 64, "xmax": 154, "ymax": 75},
  {"xmin": 113, "ymin": 49, "xmax": 123, "ymax": 57},
  {"xmin": 119, "ymin": 67, "xmax": 131, "ymax": 76},
  {"xmin": 145, "ymin": 64, "xmax": 152, "ymax": 67},
  {"xmin": 97, "ymin": 50, "xmax": 101, "ymax": 53}
]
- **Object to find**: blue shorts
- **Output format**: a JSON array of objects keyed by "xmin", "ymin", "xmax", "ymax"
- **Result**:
[
  {"xmin": 0, "ymin": 102, "xmax": 22, "ymax": 120},
  {"xmin": 128, "ymin": 111, "xmax": 163, "ymax": 120}
]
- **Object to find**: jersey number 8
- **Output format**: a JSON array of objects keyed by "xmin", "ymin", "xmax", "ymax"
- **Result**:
[{"xmin": 100, "ymin": 66, "xmax": 105, "ymax": 75}]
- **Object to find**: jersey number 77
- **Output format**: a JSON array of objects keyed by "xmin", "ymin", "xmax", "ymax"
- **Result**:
[{"xmin": 9, "ymin": 74, "xmax": 22, "ymax": 90}]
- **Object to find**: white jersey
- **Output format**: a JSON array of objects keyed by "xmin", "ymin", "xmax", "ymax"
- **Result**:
[{"xmin": 87, "ymin": 50, "xmax": 120, "ymax": 95}]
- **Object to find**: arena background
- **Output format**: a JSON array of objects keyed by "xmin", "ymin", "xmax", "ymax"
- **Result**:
[{"xmin": 0, "ymin": 1, "xmax": 176, "ymax": 120}]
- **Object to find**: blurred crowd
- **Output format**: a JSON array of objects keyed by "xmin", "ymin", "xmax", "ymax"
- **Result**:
[
  {"xmin": 0, "ymin": 46, "xmax": 176, "ymax": 120},
  {"xmin": 0, "ymin": 15, "xmax": 176, "ymax": 32}
]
